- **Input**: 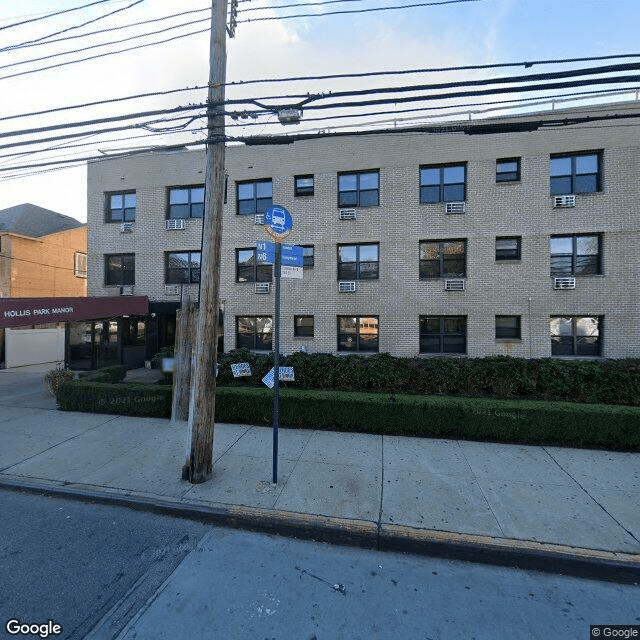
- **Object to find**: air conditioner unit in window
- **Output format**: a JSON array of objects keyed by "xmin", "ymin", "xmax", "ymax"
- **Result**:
[
  {"xmin": 164, "ymin": 285, "xmax": 180, "ymax": 296},
  {"xmin": 120, "ymin": 222, "xmax": 134, "ymax": 233},
  {"xmin": 445, "ymin": 202, "xmax": 466, "ymax": 214},
  {"xmin": 444, "ymin": 279, "xmax": 465, "ymax": 291},
  {"xmin": 254, "ymin": 214, "xmax": 265, "ymax": 225},
  {"xmin": 554, "ymin": 277, "xmax": 576, "ymax": 289},
  {"xmin": 338, "ymin": 280, "xmax": 357, "ymax": 293},
  {"xmin": 254, "ymin": 282, "xmax": 270, "ymax": 294},
  {"xmin": 553, "ymin": 195, "xmax": 576, "ymax": 208},
  {"xmin": 119, "ymin": 285, "xmax": 134, "ymax": 296},
  {"xmin": 165, "ymin": 219, "xmax": 185, "ymax": 230},
  {"xmin": 339, "ymin": 209, "xmax": 357, "ymax": 220}
]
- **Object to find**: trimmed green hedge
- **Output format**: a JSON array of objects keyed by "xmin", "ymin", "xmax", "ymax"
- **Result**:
[
  {"xmin": 213, "ymin": 388, "xmax": 640, "ymax": 449},
  {"xmin": 79, "ymin": 365, "xmax": 128, "ymax": 384},
  {"xmin": 56, "ymin": 380, "xmax": 640, "ymax": 449},
  {"xmin": 57, "ymin": 381, "xmax": 171, "ymax": 417},
  {"xmin": 213, "ymin": 350, "xmax": 640, "ymax": 406}
]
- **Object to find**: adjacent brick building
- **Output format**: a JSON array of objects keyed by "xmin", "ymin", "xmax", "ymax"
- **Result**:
[{"xmin": 86, "ymin": 101, "xmax": 640, "ymax": 359}]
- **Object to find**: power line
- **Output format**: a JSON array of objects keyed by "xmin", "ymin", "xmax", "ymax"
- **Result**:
[
  {"xmin": 238, "ymin": 0, "xmax": 485, "ymax": 23},
  {"xmin": 0, "ymin": 0, "xmax": 120, "ymax": 32},
  {"xmin": 5, "ymin": 0, "xmax": 145, "ymax": 51}
]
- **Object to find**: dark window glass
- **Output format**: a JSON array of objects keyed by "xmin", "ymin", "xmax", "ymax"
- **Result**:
[
  {"xmin": 236, "ymin": 248, "xmax": 272, "ymax": 282},
  {"xmin": 168, "ymin": 186, "xmax": 204, "ymax": 219},
  {"xmin": 337, "ymin": 243, "xmax": 379, "ymax": 280},
  {"xmin": 338, "ymin": 171, "xmax": 379, "ymax": 207},
  {"xmin": 419, "ymin": 240, "xmax": 466, "ymax": 278},
  {"xmin": 107, "ymin": 192, "xmax": 136, "ymax": 222},
  {"xmin": 165, "ymin": 251, "xmax": 201, "ymax": 284},
  {"xmin": 337, "ymin": 316, "xmax": 379, "ymax": 352},
  {"xmin": 236, "ymin": 316, "xmax": 273, "ymax": 351},
  {"xmin": 295, "ymin": 175, "xmax": 314, "ymax": 196},
  {"xmin": 550, "ymin": 235, "xmax": 601, "ymax": 276},
  {"xmin": 551, "ymin": 316, "xmax": 601, "ymax": 356},
  {"xmin": 105, "ymin": 253, "xmax": 135, "ymax": 285},
  {"xmin": 302, "ymin": 245, "xmax": 314, "ymax": 268},
  {"xmin": 237, "ymin": 180, "xmax": 273, "ymax": 215},
  {"xmin": 496, "ymin": 158, "xmax": 521, "ymax": 182},
  {"xmin": 420, "ymin": 164, "xmax": 466, "ymax": 203},
  {"xmin": 550, "ymin": 152, "xmax": 601, "ymax": 195},
  {"xmin": 419, "ymin": 316, "xmax": 466, "ymax": 354},
  {"xmin": 294, "ymin": 315, "xmax": 314, "ymax": 337},
  {"xmin": 496, "ymin": 316, "xmax": 521, "ymax": 340},
  {"xmin": 496, "ymin": 237, "xmax": 521, "ymax": 261}
]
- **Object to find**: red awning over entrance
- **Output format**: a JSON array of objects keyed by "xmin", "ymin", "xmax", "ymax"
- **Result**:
[{"xmin": 0, "ymin": 296, "xmax": 149, "ymax": 328}]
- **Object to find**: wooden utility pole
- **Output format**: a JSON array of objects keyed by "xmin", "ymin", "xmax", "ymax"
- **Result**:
[
  {"xmin": 172, "ymin": 296, "xmax": 197, "ymax": 423},
  {"xmin": 183, "ymin": 0, "xmax": 228, "ymax": 483}
]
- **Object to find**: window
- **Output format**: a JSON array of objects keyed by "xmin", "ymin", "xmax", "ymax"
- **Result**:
[
  {"xmin": 338, "ymin": 170, "xmax": 379, "ymax": 207},
  {"xmin": 550, "ymin": 152, "xmax": 601, "ymax": 195},
  {"xmin": 236, "ymin": 248, "xmax": 272, "ymax": 282},
  {"xmin": 419, "ymin": 316, "xmax": 466, "ymax": 354},
  {"xmin": 165, "ymin": 251, "xmax": 201, "ymax": 284},
  {"xmin": 236, "ymin": 316, "xmax": 273, "ymax": 351},
  {"xmin": 237, "ymin": 179, "xmax": 272, "ymax": 215},
  {"xmin": 302, "ymin": 245, "xmax": 314, "ymax": 269},
  {"xmin": 74, "ymin": 252, "xmax": 87, "ymax": 278},
  {"xmin": 550, "ymin": 234, "xmax": 601, "ymax": 275},
  {"xmin": 551, "ymin": 316, "xmax": 601, "ymax": 356},
  {"xmin": 496, "ymin": 237, "xmax": 521, "ymax": 261},
  {"xmin": 294, "ymin": 175, "xmax": 314, "ymax": 197},
  {"xmin": 337, "ymin": 316, "xmax": 379, "ymax": 352},
  {"xmin": 106, "ymin": 192, "xmax": 136, "ymax": 223},
  {"xmin": 496, "ymin": 316, "xmax": 521, "ymax": 340},
  {"xmin": 496, "ymin": 158, "xmax": 521, "ymax": 182},
  {"xmin": 294, "ymin": 315, "xmax": 314, "ymax": 337},
  {"xmin": 337, "ymin": 243, "xmax": 379, "ymax": 280},
  {"xmin": 420, "ymin": 164, "xmax": 466, "ymax": 203},
  {"xmin": 419, "ymin": 240, "xmax": 466, "ymax": 278},
  {"xmin": 105, "ymin": 253, "xmax": 135, "ymax": 286},
  {"xmin": 168, "ymin": 186, "xmax": 204, "ymax": 219}
]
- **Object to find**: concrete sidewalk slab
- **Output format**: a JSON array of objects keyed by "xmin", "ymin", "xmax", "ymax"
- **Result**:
[{"xmin": 0, "ymin": 397, "xmax": 638, "ymax": 582}]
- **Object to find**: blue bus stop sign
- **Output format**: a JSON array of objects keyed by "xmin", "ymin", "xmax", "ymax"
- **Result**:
[{"xmin": 264, "ymin": 205, "xmax": 293, "ymax": 240}]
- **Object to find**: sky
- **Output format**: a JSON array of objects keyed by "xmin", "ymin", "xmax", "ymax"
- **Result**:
[{"xmin": 0, "ymin": 0, "xmax": 638, "ymax": 223}]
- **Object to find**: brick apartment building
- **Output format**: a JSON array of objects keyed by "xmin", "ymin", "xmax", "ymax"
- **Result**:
[{"xmin": 86, "ymin": 101, "xmax": 640, "ymax": 360}]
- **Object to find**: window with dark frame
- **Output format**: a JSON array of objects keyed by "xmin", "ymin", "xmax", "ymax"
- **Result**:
[
  {"xmin": 419, "ymin": 316, "xmax": 466, "ymax": 354},
  {"xmin": 294, "ymin": 175, "xmax": 314, "ymax": 197},
  {"xmin": 496, "ymin": 236, "xmax": 521, "ymax": 261},
  {"xmin": 337, "ymin": 316, "xmax": 379, "ymax": 352},
  {"xmin": 338, "ymin": 170, "xmax": 379, "ymax": 207},
  {"xmin": 337, "ymin": 243, "xmax": 379, "ymax": 280},
  {"xmin": 302, "ymin": 245, "xmax": 314, "ymax": 268},
  {"xmin": 168, "ymin": 186, "xmax": 205, "ymax": 219},
  {"xmin": 236, "ymin": 179, "xmax": 273, "ymax": 215},
  {"xmin": 165, "ymin": 251, "xmax": 201, "ymax": 284},
  {"xmin": 496, "ymin": 158, "xmax": 521, "ymax": 182},
  {"xmin": 236, "ymin": 248, "xmax": 273, "ymax": 282},
  {"xmin": 550, "ymin": 316, "xmax": 601, "ymax": 356},
  {"xmin": 419, "ymin": 164, "xmax": 466, "ymax": 203},
  {"xmin": 106, "ymin": 192, "xmax": 136, "ymax": 223},
  {"xmin": 236, "ymin": 316, "xmax": 273, "ymax": 351},
  {"xmin": 550, "ymin": 234, "xmax": 602, "ymax": 275},
  {"xmin": 496, "ymin": 315, "xmax": 521, "ymax": 340},
  {"xmin": 419, "ymin": 240, "xmax": 466, "ymax": 278},
  {"xmin": 105, "ymin": 253, "xmax": 135, "ymax": 286},
  {"xmin": 550, "ymin": 152, "xmax": 601, "ymax": 195},
  {"xmin": 294, "ymin": 315, "xmax": 314, "ymax": 337}
]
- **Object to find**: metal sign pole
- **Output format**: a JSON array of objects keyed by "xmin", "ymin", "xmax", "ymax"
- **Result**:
[{"xmin": 272, "ymin": 241, "xmax": 281, "ymax": 484}]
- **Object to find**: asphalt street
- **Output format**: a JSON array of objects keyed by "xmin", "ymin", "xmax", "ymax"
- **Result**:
[{"xmin": 1, "ymin": 490, "xmax": 639, "ymax": 640}]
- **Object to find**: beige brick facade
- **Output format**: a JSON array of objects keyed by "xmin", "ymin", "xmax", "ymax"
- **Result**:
[{"xmin": 87, "ymin": 102, "xmax": 640, "ymax": 359}]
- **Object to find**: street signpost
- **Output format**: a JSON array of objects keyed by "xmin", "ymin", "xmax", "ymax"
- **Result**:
[{"xmin": 263, "ymin": 205, "xmax": 297, "ymax": 484}]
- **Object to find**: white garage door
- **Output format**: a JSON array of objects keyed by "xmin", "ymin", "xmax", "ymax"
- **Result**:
[{"xmin": 5, "ymin": 326, "xmax": 65, "ymax": 368}]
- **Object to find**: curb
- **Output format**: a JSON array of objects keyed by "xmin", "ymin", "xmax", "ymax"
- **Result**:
[{"xmin": 1, "ymin": 475, "xmax": 639, "ymax": 585}]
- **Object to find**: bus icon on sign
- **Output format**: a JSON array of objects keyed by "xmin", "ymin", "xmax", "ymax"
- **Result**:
[{"xmin": 265, "ymin": 205, "xmax": 293, "ymax": 239}]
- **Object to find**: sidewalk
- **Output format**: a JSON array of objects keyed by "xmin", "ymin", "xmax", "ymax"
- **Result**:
[{"xmin": 0, "ymin": 365, "xmax": 639, "ymax": 581}]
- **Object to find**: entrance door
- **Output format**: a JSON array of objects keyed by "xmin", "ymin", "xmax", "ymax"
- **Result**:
[{"xmin": 93, "ymin": 320, "xmax": 119, "ymax": 368}]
